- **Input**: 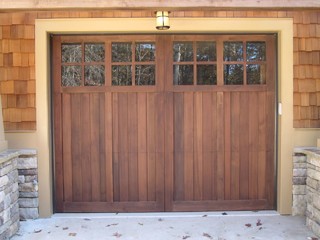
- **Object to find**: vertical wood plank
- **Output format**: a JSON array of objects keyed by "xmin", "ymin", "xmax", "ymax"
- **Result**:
[
  {"xmin": 231, "ymin": 92, "xmax": 240, "ymax": 200},
  {"xmin": 112, "ymin": 93, "xmax": 120, "ymax": 202},
  {"xmin": 217, "ymin": 92, "xmax": 225, "ymax": 200},
  {"xmin": 239, "ymin": 92, "xmax": 250, "ymax": 199},
  {"xmin": 155, "ymin": 92, "xmax": 165, "ymax": 208},
  {"xmin": 193, "ymin": 92, "xmax": 203, "ymax": 201},
  {"xmin": 224, "ymin": 92, "xmax": 231, "ymax": 200},
  {"xmin": 62, "ymin": 94, "xmax": 72, "ymax": 202},
  {"xmin": 174, "ymin": 93, "xmax": 184, "ymax": 201},
  {"xmin": 138, "ymin": 93, "xmax": 148, "ymax": 201},
  {"xmin": 90, "ymin": 93, "xmax": 101, "ymax": 201},
  {"xmin": 239, "ymin": 92, "xmax": 249, "ymax": 199},
  {"xmin": 147, "ymin": 93, "xmax": 156, "ymax": 201},
  {"xmin": 99, "ymin": 93, "xmax": 106, "ymax": 202},
  {"xmin": 249, "ymin": 92, "xmax": 258, "ymax": 199},
  {"xmin": 211, "ymin": 93, "xmax": 218, "ymax": 200},
  {"xmin": 71, "ymin": 94, "xmax": 82, "ymax": 202},
  {"xmin": 258, "ymin": 92, "xmax": 267, "ymax": 199},
  {"xmin": 128, "ymin": 93, "xmax": 138, "ymax": 201},
  {"xmin": 80, "ymin": 93, "xmax": 92, "ymax": 202},
  {"xmin": 266, "ymin": 91, "xmax": 276, "ymax": 207},
  {"xmin": 119, "ymin": 93, "xmax": 129, "ymax": 202},
  {"xmin": 184, "ymin": 92, "xmax": 194, "ymax": 200},
  {"xmin": 202, "ymin": 92, "xmax": 212, "ymax": 200},
  {"xmin": 165, "ymin": 92, "xmax": 174, "ymax": 210},
  {"xmin": 105, "ymin": 92, "xmax": 113, "ymax": 203}
]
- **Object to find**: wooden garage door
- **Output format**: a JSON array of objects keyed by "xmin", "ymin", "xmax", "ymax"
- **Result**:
[{"xmin": 52, "ymin": 34, "xmax": 276, "ymax": 212}]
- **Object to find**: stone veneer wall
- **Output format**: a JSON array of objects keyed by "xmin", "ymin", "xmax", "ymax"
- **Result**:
[
  {"xmin": 304, "ymin": 149, "xmax": 320, "ymax": 237},
  {"xmin": 17, "ymin": 149, "xmax": 39, "ymax": 220},
  {"xmin": 0, "ymin": 150, "xmax": 20, "ymax": 239},
  {"xmin": 293, "ymin": 148, "xmax": 320, "ymax": 237},
  {"xmin": 292, "ymin": 151, "xmax": 307, "ymax": 216}
]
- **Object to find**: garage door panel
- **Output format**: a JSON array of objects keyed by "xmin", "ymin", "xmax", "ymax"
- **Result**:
[{"xmin": 53, "ymin": 34, "xmax": 276, "ymax": 212}]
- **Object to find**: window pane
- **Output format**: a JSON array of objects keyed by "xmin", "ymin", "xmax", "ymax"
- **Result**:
[
  {"xmin": 62, "ymin": 66, "xmax": 81, "ymax": 87},
  {"xmin": 112, "ymin": 43, "xmax": 132, "ymax": 62},
  {"xmin": 197, "ymin": 42, "xmax": 216, "ymax": 61},
  {"xmin": 62, "ymin": 44, "xmax": 82, "ymax": 63},
  {"xmin": 135, "ymin": 43, "xmax": 155, "ymax": 62},
  {"xmin": 247, "ymin": 64, "xmax": 266, "ymax": 85},
  {"xmin": 85, "ymin": 65, "xmax": 105, "ymax": 86},
  {"xmin": 247, "ymin": 42, "xmax": 266, "ymax": 61},
  {"xmin": 135, "ymin": 65, "xmax": 155, "ymax": 85},
  {"xmin": 85, "ymin": 43, "xmax": 105, "ymax": 62},
  {"xmin": 112, "ymin": 65, "xmax": 132, "ymax": 85},
  {"xmin": 197, "ymin": 65, "xmax": 217, "ymax": 85},
  {"xmin": 173, "ymin": 65, "xmax": 193, "ymax": 85},
  {"xmin": 224, "ymin": 64, "xmax": 244, "ymax": 85},
  {"xmin": 224, "ymin": 42, "xmax": 243, "ymax": 61},
  {"xmin": 173, "ymin": 42, "xmax": 193, "ymax": 62}
]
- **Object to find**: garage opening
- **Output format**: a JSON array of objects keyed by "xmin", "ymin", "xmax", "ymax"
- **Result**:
[{"xmin": 52, "ymin": 34, "xmax": 276, "ymax": 212}]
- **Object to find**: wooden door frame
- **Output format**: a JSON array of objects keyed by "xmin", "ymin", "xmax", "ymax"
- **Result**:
[{"xmin": 36, "ymin": 17, "xmax": 293, "ymax": 217}]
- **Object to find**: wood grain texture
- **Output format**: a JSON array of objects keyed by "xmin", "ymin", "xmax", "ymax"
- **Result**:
[
  {"xmin": 0, "ymin": 0, "xmax": 319, "ymax": 9},
  {"xmin": 52, "ymin": 34, "xmax": 275, "ymax": 212}
]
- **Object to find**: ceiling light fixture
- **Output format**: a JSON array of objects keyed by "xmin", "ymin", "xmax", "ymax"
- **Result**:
[{"xmin": 155, "ymin": 11, "xmax": 170, "ymax": 30}]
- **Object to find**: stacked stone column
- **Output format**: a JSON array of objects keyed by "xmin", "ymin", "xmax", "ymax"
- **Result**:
[
  {"xmin": 292, "ymin": 152, "xmax": 307, "ymax": 216},
  {"xmin": 17, "ymin": 150, "xmax": 39, "ymax": 220},
  {"xmin": 0, "ymin": 151, "xmax": 20, "ymax": 239},
  {"xmin": 305, "ymin": 150, "xmax": 320, "ymax": 237}
]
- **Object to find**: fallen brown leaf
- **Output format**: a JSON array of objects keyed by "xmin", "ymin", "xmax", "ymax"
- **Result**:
[
  {"xmin": 256, "ymin": 219, "xmax": 262, "ymax": 226},
  {"xmin": 203, "ymin": 233, "xmax": 213, "ymax": 239},
  {"xmin": 245, "ymin": 223, "xmax": 252, "ymax": 227},
  {"xmin": 106, "ymin": 223, "xmax": 119, "ymax": 227},
  {"xmin": 69, "ymin": 233, "xmax": 77, "ymax": 237},
  {"xmin": 113, "ymin": 232, "xmax": 122, "ymax": 238}
]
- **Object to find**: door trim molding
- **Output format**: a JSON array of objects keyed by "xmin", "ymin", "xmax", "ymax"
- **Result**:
[{"xmin": 36, "ymin": 17, "xmax": 293, "ymax": 217}]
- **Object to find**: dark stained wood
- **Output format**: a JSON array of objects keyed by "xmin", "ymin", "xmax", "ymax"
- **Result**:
[
  {"xmin": 211, "ymin": 93, "xmax": 218, "ymax": 200},
  {"xmin": 239, "ymin": 92, "xmax": 249, "ymax": 200},
  {"xmin": 105, "ymin": 92, "xmax": 113, "ymax": 203},
  {"xmin": 54, "ymin": 93, "xmax": 63, "ymax": 211},
  {"xmin": 118, "ymin": 93, "xmax": 129, "ymax": 202},
  {"xmin": 112, "ymin": 93, "xmax": 120, "ymax": 202},
  {"xmin": 248, "ymin": 92, "xmax": 259, "ymax": 200},
  {"xmin": 53, "ymin": 34, "xmax": 276, "ymax": 213},
  {"xmin": 164, "ymin": 92, "xmax": 174, "ymax": 210},
  {"xmin": 137, "ymin": 93, "xmax": 147, "ymax": 201},
  {"xmin": 216, "ymin": 92, "xmax": 225, "ymax": 200},
  {"xmin": 172, "ymin": 199, "xmax": 272, "ymax": 212},
  {"xmin": 62, "ymin": 94, "xmax": 72, "ymax": 203},
  {"xmin": 193, "ymin": 92, "xmax": 203, "ymax": 201},
  {"xmin": 90, "ymin": 93, "xmax": 101, "ymax": 201},
  {"xmin": 202, "ymin": 92, "xmax": 213, "ymax": 201},
  {"xmin": 128, "ymin": 93, "xmax": 138, "ymax": 201},
  {"xmin": 183, "ymin": 92, "xmax": 194, "ymax": 200},
  {"xmin": 80, "ymin": 93, "xmax": 92, "ymax": 202},
  {"xmin": 230, "ymin": 92, "xmax": 240, "ymax": 200},
  {"xmin": 224, "ymin": 91, "xmax": 231, "ymax": 200},
  {"xmin": 173, "ymin": 93, "xmax": 184, "ymax": 201},
  {"xmin": 71, "ymin": 94, "xmax": 82, "ymax": 202},
  {"xmin": 147, "ymin": 93, "xmax": 156, "ymax": 201}
]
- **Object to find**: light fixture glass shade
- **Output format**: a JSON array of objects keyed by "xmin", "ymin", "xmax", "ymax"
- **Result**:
[{"xmin": 156, "ymin": 11, "xmax": 170, "ymax": 30}]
